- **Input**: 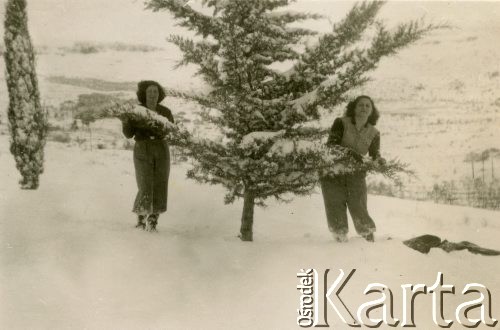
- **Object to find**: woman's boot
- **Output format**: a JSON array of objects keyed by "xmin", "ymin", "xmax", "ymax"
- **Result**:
[
  {"xmin": 135, "ymin": 214, "xmax": 146, "ymax": 229},
  {"xmin": 146, "ymin": 213, "xmax": 159, "ymax": 232}
]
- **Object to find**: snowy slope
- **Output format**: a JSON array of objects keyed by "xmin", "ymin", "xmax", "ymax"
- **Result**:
[{"xmin": 1, "ymin": 136, "xmax": 499, "ymax": 329}]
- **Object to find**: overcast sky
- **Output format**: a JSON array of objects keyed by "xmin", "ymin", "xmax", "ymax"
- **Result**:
[{"xmin": 0, "ymin": 0, "xmax": 499, "ymax": 47}]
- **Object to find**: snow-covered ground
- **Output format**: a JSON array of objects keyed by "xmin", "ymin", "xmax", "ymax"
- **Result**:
[{"xmin": 1, "ymin": 136, "xmax": 500, "ymax": 329}]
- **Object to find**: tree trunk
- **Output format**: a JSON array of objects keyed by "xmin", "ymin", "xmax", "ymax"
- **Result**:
[
  {"xmin": 471, "ymin": 161, "xmax": 475, "ymax": 179},
  {"xmin": 239, "ymin": 189, "xmax": 255, "ymax": 241}
]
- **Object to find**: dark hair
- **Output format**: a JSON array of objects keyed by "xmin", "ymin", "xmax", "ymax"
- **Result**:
[
  {"xmin": 344, "ymin": 95, "xmax": 380, "ymax": 125},
  {"xmin": 136, "ymin": 80, "xmax": 166, "ymax": 106}
]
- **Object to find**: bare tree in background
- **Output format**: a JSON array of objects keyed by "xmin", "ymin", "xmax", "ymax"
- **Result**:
[{"xmin": 4, "ymin": 0, "xmax": 48, "ymax": 189}]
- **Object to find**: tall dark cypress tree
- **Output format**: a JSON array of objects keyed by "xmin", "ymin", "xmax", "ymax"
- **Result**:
[{"xmin": 4, "ymin": 0, "xmax": 48, "ymax": 189}]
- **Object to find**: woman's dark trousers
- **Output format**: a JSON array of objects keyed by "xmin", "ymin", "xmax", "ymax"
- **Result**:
[
  {"xmin": 132, "ymin": 139, "xmax": 170, "ymax": 215},
  {"xmin": 320, "ymin": 172, "xmax": 376, "ymax": 236}
]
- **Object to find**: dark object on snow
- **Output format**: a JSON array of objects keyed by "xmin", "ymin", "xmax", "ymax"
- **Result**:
[
  {"xmin": 440, "ymin": 240, "xmax": 500, "ymax": 256},
  {"xmin": 403, "ymin": 235, "xmax": 442, "ymax": 254},
  {"xmin": 404, "ymin": 235, "xmax": 500, "ymax": 256}
]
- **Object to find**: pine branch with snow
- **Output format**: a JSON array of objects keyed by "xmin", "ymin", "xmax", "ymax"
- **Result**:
[
  {"xmin": 80, "ymin": 100, "xmax": 179, "ymax": 137},
  {"xmin": 147, "ymin": 0, "xmax": 221, "ymax": 37}
]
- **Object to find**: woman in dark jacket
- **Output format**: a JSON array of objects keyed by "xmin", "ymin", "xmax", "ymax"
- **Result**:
[
  {"xmin": 122, "ymin": 80, "xmax": 175, "ymax": 231},
  {"xmin": 321, "ymin": 95, "xmax": 384, "ymax": 243}
]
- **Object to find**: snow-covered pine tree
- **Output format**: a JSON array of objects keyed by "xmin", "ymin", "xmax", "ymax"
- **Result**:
[
  {"xmin": 4, "ymin": 0, "xmax": 48, "ymax": 189},
  {"xmin": 146, "ymin": 0, "xmax": 441, "ymax": 241}
]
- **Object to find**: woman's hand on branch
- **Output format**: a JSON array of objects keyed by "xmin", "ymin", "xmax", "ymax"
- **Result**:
[
  {"xmin": 164, "ymin": 120, "xmax": 178, "ymax": 132},
  {"xmin": 347, "ymin": 149, "xmax": 363, "ymax": 162},
  {"xmin": 376, "ymin": 157, "xmax": 387, "ymax": 166}
]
